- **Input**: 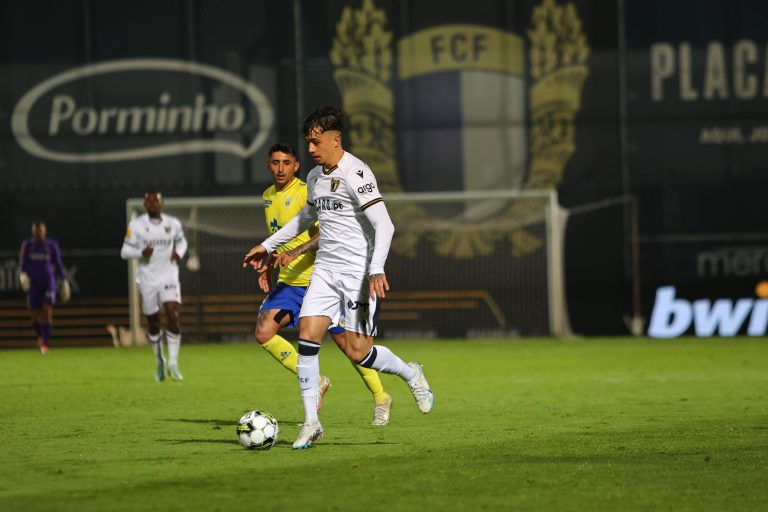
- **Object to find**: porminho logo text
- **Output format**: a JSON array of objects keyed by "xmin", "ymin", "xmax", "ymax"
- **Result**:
[{"xmin": 11, "ymin": 58, "xmax": 274, "ymax": 163}]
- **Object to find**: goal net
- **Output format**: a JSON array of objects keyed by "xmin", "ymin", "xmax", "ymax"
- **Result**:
[{"xmin": 126, "ymin": 190, "xmax": 569, "ymax": 342}]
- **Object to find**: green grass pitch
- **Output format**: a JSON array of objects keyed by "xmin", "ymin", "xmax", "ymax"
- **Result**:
[{"xmin": 1, "ymin": 338, "xmax": 766, "ymax": 511}]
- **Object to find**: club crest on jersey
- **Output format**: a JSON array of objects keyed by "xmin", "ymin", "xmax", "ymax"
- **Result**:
[
  {"xmin": 330, "ymin": 178, "xmax": 340, "ymax": 192},
  {"xmin": 285, "ymin": 197, "xmax": 292, "ymax": 206},
  {"xmin": 164, "ymin": 226, "xmax": 171, "ymax": 233}
]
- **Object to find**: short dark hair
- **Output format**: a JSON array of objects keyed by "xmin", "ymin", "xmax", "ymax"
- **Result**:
[
  {"xmin": 268, "ymin": 142, "xmax": 298, "ymax": 158},
  {"xmin": 302, "ymin": 106, "xmax": 348, "ymax": 136}
]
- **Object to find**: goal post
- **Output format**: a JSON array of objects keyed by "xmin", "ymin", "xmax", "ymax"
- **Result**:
[{"xmin": 126, "ymin": 190, "xmax": 570, "ymax": 342}]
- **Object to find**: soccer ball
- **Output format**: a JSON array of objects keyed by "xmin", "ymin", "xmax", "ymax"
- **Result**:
[{"xmin": 236, "ymin": 410, "xmax": 279, "ymax": 450}]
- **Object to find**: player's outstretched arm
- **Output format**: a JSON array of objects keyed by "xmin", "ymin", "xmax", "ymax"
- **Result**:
[
  {"xmin": 246, "ymin": 205, "xmax": 317, "ymax": 271},
  {"xmin": 274, "ymin": 232, "xmax": 320, "ymax": 268},
  {"xmin": 242, "ymin": 245, "xmax": 269, "ymax": 270},
  {"xmin": 261, "ymin": 204, "xmax": 318, "ymax": 255}
]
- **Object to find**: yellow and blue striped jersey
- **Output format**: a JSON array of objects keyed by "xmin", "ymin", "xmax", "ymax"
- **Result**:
[{"xmin": 262, "ymin": 177, "xmax": 317, "ymax": 286}]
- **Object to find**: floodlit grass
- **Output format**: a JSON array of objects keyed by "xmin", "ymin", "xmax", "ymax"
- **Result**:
[{"xmin": 1, "ymin": 338, "xmax": 766, "ymax": 511}]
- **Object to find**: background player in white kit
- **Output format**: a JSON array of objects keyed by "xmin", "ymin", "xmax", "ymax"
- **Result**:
[
  {"xmin": 244, "ymin": 107, "xmax": 433, "ymax": 449},
  {"xmin": 121, "ymin": 191, "xmax": 188, "ymax": 382}
]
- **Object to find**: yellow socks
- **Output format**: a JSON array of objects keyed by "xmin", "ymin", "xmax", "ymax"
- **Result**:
[
  {"xmin": 263, "ymin": 336, "xmax": 388, "ymax": 404},
  {"xmin": 262, "ymin": 335, "xmax": 298, "ymax": 374},
  {"xmin": 353, "ymin": 362, "xmax": 389, "ymax": 404}
]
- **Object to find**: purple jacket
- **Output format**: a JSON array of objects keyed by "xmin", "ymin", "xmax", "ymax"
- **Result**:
[{"xmin": 19, "ymin": 238, "xmax": 66, "ymax": 287}]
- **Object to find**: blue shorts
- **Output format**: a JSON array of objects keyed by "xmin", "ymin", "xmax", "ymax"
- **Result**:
[
  {"xmin": 260, "ymin": 283, "xmax": 344, "ymax": 334},
  {"xmin": 260, "ymin": 283, "xmax": 305, "ymax": 329}
]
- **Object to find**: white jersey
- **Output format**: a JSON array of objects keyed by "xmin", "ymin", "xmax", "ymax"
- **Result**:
[
  {"xmin": 121, "ymin": 213, "xmax": 187, "ymax": 287},
  {"xmin": 305, "ymin": 152, "xmax": 384, "ymax": 275}
]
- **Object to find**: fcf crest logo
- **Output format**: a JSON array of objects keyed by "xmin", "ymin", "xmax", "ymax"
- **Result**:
[{"xmin": 331, "ymin": 0, "xmax": 590, "ymax": 258}]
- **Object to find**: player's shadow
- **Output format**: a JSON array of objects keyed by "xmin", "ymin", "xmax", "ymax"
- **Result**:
[
  {"xmin": 268, "ymin": 437, "xmax": 400, "ymax": 448},
  {"xmin": 157, "ymin": 418, "xmax": 236, "ymax": 445},
  {"xmin": 317, "ymin": 440, "xmax": 399, "ymax": 446},
  {"xmin": 162, "ymin": 418, "xmax": 232, "ymax": 427},
  {"xmin": 158, "ymin": 418, "xmax": 398, "ymax": 448},
  {"xmin": 162, "ymin": 438, "xmax": 235, "ymax": 445},
  {"xmin": 163, "ymin": 418, "xmax": 307, "ymax": 426}
]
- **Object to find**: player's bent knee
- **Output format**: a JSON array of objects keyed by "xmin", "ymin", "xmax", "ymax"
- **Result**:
[
  {"xmin": 330, "ymin": 332, "xmax": 347, "ymax": 351},
  {"xmin": 254, "ymin": 325, "xmax": 277, "ymax": 345},
  {"xmin": 343, "ymin": 331, "xmax": 374, "ymax": 363},
  {"xmin": 346, "ymin": 345, "xmax": 370, "ymax": 364}
]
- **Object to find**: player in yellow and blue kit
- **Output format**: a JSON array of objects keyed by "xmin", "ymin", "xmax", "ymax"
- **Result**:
[{"xmin": 254, "ymin": 143, "xmax": 392, "ymax": 425}]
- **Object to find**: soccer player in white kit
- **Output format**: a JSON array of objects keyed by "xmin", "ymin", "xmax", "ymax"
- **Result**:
[
  {"xmin": 243, "ymin": 107, "xmax": 433, "ymax": 449},
  {"xmin": 121, "ymin": 191, "xmax": 188, "ymax": 382}
]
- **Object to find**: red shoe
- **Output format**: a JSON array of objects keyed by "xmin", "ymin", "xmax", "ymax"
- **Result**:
[{"xmin": 40, "ymin": 345, "xmax": 49, "ymax": 355}]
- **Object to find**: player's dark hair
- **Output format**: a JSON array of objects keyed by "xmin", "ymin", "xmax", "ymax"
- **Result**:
[
  {"xmin": 31, "ymin": 220, "xmax": 48, "ymax": 246},
  {"xmin": 302, "ymin": 106, "xmax": 348, "ymax": 136},
  {"xmin": 268, "ymin": 143, "xmax": 298, "ymax": 158}
]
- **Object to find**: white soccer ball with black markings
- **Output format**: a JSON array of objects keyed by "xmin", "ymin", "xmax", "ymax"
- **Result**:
[{"xmin": 236, "ymin": 410, "xmax": 279, "ymax": 450}]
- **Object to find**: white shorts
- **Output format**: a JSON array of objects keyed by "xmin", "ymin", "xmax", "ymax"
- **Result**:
[
  {"xmin": 299, "ymin": 267, "xmax": 378, "ymax": 336},
  {"xmin": 139, "ymin": 280, "xmax": 182, "ymax": 316}
]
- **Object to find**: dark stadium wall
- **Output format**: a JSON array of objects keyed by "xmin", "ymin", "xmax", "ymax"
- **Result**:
[
  {"xmin": 0, "ymin": 0, "xmax": 298, "ymax": 298},
  {"xmin": 297, "ymin": 0, "xmax": 624, "ymax": 336},
  {"xmin": 1, "ymin": 0, "xmax": 764, "ymax": 337},
  {"xmin": 625, "ymin": 0, "xmax": 768, "ymax": 337}
]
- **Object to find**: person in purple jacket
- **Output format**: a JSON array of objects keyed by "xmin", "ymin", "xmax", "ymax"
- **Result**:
[{"xmin": 18, "ymin": 221, "xmax": 70, "ymax": 354}]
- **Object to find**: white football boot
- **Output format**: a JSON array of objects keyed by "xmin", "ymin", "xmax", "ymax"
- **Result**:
[
  {"xmin": 371, "ymin": 393, "xmax": 393, "ymax": 426},
  {"xmin": 155, "ymin": 359, "xmax": 166, "ymax": 382},
  {"xmin": 167, "ymin": 363, "xmax": 183, "ymax": 382},
  {"xmin": 292, "ymin": 422, "xmax": 324, "ymax": 449},
  {"xmin": 406, "ymin": 362, "xmax": 433, "ymax": 413}
]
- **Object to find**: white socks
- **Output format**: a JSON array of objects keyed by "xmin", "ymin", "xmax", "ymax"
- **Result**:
[
  {"xmin": 297, "ymin": 354, "xmax": 320, "ymax": 424},
  {"xmin": 148, "ymin": 332, "xmax": 164, "ymax": 363},
  {"xmin": 166, "ymin": 331, "xmax": 181, "ymax": 366},
  {"xmin": 365, "ymin": 345, "xmax": 417, "ymax": 381},
  {"xmin": 148, "ymin": 331, "xmax": 181, "ymax": 367}
]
